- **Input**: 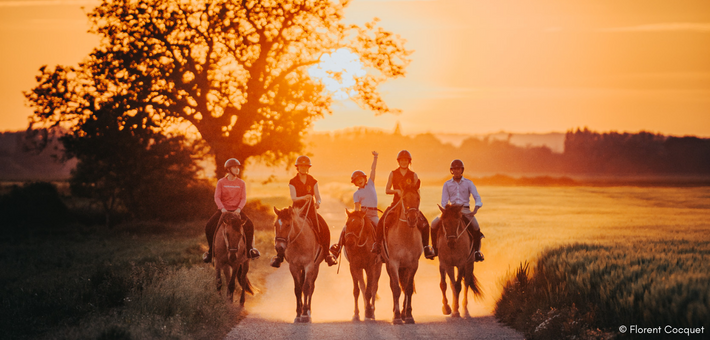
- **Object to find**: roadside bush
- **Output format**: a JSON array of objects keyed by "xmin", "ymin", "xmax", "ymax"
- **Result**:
[
  {"xmin": 0, "ymin": 181, "xmax": 72, "ymax": 232},
  {"xmin": 495, "ymin": 242, "xmax": 710, "ymax": 339}
]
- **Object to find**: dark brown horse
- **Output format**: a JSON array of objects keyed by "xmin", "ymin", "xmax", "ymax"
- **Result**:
[
  {"xmin": 213, "ymin": 212, "xmax": 254, "ymax": 305},
  {"xmin": 273, "ymin": 203, "xmax": 325, "ymax": 323},
  {"xmin": 382, "ymin": 179, "xmax": 426, "ymax": 324},
  {"xmin": 436, "ymin": 204, "xmax": 483, "ymax": 317},
  {"xmin": 343, "ymin": 209, "xmax": 383, "ymax": 321}
]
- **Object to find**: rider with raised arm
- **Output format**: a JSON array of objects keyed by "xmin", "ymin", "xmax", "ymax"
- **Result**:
[
  {"xmin": 203, "ymin": 158, "xmax": 260, "ymax": 263},
  {"xmin": 330, "ymin": 151, "xmax": 379, "ymax": 257},
  {"xmin": 430, "ymin": 159, "xmax": 485, "ymax": 262},
  {"xmin": 269, "ymin": 155, "xmax": 338, "ymax": 268},
  {"xmin": 371, "ymin": 150, "xmax": 436, "ymax": 259}
]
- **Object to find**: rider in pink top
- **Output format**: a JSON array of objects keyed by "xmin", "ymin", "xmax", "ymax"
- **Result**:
[{"xmin": 202, "ymin": 158, "xmax": 260, "ymax": 263}]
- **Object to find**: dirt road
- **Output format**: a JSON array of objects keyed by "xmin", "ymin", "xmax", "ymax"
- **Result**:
[{"xmin": 225, "ymin": 197, "xmax": 523, "ymax": 340}]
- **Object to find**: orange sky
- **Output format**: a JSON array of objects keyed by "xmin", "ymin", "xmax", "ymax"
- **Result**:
[{"xmin": 1, "ymin": 0, "xmax": 709, "ymax": 136}]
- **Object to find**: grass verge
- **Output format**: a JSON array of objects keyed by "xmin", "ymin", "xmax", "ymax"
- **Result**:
[{"xmin": 495, "ymin": 241, "xmax": 710, "ymax": 339}]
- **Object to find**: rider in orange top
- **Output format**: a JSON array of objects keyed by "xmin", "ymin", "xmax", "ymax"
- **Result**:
[
  {"xmin": 269, "ymin": 155, "xmax": 338, "ymax": 268},
  {"xmin": 371, "ymin": 150, "xmax": 435, "ymax": 259}
]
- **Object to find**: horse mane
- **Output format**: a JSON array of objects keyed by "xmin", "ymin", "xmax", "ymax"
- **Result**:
[{"xmin": 441, "ymin": 204, "xmax": 464, "ymax": 220}]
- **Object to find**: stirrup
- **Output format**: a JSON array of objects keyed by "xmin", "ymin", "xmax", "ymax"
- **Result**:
[
  {"xmin": 424, "ymin": 245, "xmax": 436, "ymax": 260},
  {"xmin": 474, "ymin": 251, "xmax": 485, "ymax": 262},
  {"xmin": 248, "ymin": 248, "xmax": 261, "ymax": 259}
]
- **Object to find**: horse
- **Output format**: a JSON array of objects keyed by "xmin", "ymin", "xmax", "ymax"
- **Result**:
[
  {"xmin": 436, "ymin": 204, "xmax": 483, "ymax": 318},
  {"xmin": 343, "ymin": 209, "xmax": 383, "ymax": 321},
  {"xmin": 273, "ymin": 202, "xmax": 325, "ymax": 323},
  {"xmin": 213, "ymin": 212, "xmax": 254, "ymax": 306},
  {"xmin": 381, "ymin": 179, "xmax": 426, "ymax": 324}
]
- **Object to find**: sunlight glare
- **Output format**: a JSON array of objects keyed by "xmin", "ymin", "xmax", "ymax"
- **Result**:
[{"xmin": 309, "ymin": 48, "xmax": 366, "ymax": 100}]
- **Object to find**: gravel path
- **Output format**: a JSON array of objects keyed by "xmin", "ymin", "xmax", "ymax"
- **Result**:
[{"xmin": 225, "ymin": 197, "xmax": 523, "ymax": 340}]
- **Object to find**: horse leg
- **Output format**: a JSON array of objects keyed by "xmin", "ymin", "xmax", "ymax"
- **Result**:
[
  {"xmin": 366, "ymin": 261, "xmax": 382, "ymax": 320},
  {"xmin": 301, "ymin": 265, "xmax": 319, "ymax": 323},
  {"xmin": 227, "ymin": 265, "xmax": 237, "ymax": 303},
  {"xmin": 290, "ymin": 266, "xmax": 304, "ymax": 323},
  {"xmin": 439, "ymin": 265, "xmax": 451, "ymax": 315},
  {"xmin": 447, "ymin": 265, "xmax": 460, "ymax": 317},
  {"xmin": 215, "ymin": 262, "xmax": 223, "ymax": 293},
  {"xmin": 403, "ymin": 268, "xmax": 416, "ymax": 324},
  {"xmin": 350, "ymin": 266, "xmax": 361, "ymax": 321},
  {"xmin": 387, "ymin": 264, "xmax": 403, "ymax": 324},
  {"xmin": 238, "ymin": 263, "xmax": 248, "ymax": 307}
]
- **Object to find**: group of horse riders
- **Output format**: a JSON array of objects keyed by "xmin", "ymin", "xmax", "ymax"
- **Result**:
[{"xmin": 201, "ymin": 150, "xmax": 485, "ymax": 267}]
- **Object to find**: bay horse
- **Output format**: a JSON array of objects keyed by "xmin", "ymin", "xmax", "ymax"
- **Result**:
[
  {"xmin": 213, "ymin": 212, "xmax": 254, "ymax": 306},
  {"xmin": 381, "ymin": 179, "xmax": 426, "ymax": 324},
  {"xmin": 436, "ymin": 204, "xmax": 483, "ymax": 318},
  {"xmin": 273, "ymin": 202, "xmax": 325, "ymax": 323},
  {"xmin": 343, "ymin": 209, "xmax": 383, "ymax": 321}
]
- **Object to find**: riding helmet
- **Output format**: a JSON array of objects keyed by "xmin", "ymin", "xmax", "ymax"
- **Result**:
[
  {"xmin": 295, "ymin": 155, "xmax": 312, "ymax": 167},
  {"xmin": 224, "ymin": 158, "xmax": 241, "ymax": 169},
  {"xmin": 450, "ymin": 159, "xmax": 464, "ymax": 170},
  {"xmin": 397, "ymin": 150, "xmax": 412, "ymax": 161},
  {"xmin": 351, "ymin": 170, "xmax": 367, "ymax": 184}
]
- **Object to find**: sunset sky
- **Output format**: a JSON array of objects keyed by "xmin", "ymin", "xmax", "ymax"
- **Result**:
[{"xmin": 1, "ymin": 0, "xmax": 709, "ymax": 137}]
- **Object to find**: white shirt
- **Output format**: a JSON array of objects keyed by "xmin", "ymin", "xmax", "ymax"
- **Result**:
[{"xmin": 441, "ymin": 177, "xmax": 482, "ymax": 208}]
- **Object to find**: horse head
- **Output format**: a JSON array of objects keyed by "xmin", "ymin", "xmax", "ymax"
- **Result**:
[
  {"xmin": 344, "ymin": 209, "xmax": 369, "ymax": 248},
  {"xmin": 273, "ymin": 206, "xmax": 294, "ymax": 256},
  {"xmin": 401, "ymin": 179, "xmax": 422, "ymax": 228},
  {"xmin": 437, "ymin": 204, "xmax": 465, "ymax": 249},
  {"xmin": 221, "ymin": 212, "xmax": 244, "ymax": 262}
]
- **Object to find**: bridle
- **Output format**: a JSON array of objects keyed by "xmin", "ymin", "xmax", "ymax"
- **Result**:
[
  {"xmin": 441, "ymin": 215, "xmax": 472, "ymax": 242},
  {"xmin": 213, "ymin": 213, "xmax": 245, "ymax": 261},
  {"xmin": 399, "ymin": 189, "xmax": 420, "ymax": 227},
  {"xmin": 275, "ymin": 198, "xmax": 312, "ymax": 245},
  {"xmin": 344, "ymin": 214, "xmax": 374, "ymax": 248}
]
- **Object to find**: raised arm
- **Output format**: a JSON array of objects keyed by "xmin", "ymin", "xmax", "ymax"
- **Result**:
[{"xmin": 369, "ymin": 151, "xmax": 379, "ymax": 183}]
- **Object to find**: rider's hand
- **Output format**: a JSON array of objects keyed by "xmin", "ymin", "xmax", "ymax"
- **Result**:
[
  {"xmin": 234, "ymin": 208, "xmax": 241, "ymax": 215},
  {"xmin": 221, "ymin": 208, "xmax": 228, "ymax": 213},
  {"xmin": 315, "ymin": 201, "xmax": 320, "ymax": 209},
  {"xmin": 395, "ymin": 189, "xmax": 403, "ymax": 197},
  {"xmin": 373, "ymin": 151, "xmax": 379, "ymax": 157}
]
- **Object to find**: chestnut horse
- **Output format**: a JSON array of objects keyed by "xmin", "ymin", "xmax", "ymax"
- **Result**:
[
  {"xmin": 213, "ymin": 212, "xmax": 254, "ymax": 305},
  {"xmin": 436, "ymin": 204, "xmax": 483, "ymax": 318},
  {"xmin": 343, "ymin": 209, "xmax": 383, "ymax": 321},
  {"xmin": 273, "ymin": 202, "xmax": 325, "ymax": 323},
  {"xmin": 381, "ymin": 179, "xmax": 426, "ymax": 324}
]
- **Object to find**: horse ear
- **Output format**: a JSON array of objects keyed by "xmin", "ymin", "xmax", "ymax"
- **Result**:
[
  {"xmin": 273, "ymin": 206, "xmax": 280, "ymax": 215},
  {"xmin": 438, "ymin": 204, "xmax": 445, "ymax": 214},
  {"xmin": 345, "ymin": 209, "xmax": 351, "ymax": 216}
]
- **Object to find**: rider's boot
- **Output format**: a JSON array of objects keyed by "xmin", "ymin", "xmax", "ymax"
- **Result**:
[
  {"xmin": 330, "ymin": 228, "xmax": 345, "ymax": 257},
  {"xmin": 202, "ymin": 249, "xmax": 212, "ymax": 263},
  {"xmin": 244, "ymin": 218, "xmax": 261, "ymax": 259},
  {"xmin": 270, "ymin": 255, "xmax": 284, "ymax": 268},
  {"xmin": 325, "ymin": 254, "xmax": 338, "ymax": 266},
  {"xmin": 473, "ymin": 230, "xmax": 485, "ymax": 262},
  {"xmin": 424, "ymin": 246, "xmax": 436, "ymax": 260},
  {"xmin": 420, "ymin": 216, "xmax": 436, "ymax": 260},
  {"xmin": 430, "ymin": 224, "xmax": 439, "ymax": 258}
]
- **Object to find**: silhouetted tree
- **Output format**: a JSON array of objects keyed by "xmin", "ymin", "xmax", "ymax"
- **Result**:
[{"xmin": 25, "ymin": 0, "xmax": 411, "ymax": 176}]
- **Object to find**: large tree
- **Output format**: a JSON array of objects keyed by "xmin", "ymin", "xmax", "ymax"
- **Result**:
[{"xmin": 26, "ymin": 0, "xmax": 411, "ymax": 176}]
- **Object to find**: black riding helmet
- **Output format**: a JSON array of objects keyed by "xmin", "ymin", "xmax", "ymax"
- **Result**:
[{"xmin": 450, "ymin": 159, "xmax": 464, "ymax": 173}]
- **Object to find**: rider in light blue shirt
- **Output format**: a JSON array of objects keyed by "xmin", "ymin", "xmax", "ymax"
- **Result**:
[{"xmin": 430, "ymin": 159, "xmax": 485, "ymax": 262}]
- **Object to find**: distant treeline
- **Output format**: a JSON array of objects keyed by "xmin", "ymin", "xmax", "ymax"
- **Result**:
[
  {"xmin": 307, "ymin": 127, "xmax": 710, "ymax": 176},
  {"xmin": 1, "ymin": 127, "xmax": 709, "ymax": 181}
]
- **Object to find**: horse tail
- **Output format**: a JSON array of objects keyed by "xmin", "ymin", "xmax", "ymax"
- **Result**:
[
  {"xmin": 465, "ymin": 263, "xmax": 483, "ymax": 300},
  {"xmin": 238, "ymin": 265, "xmax": 255, "ymax": 295}
]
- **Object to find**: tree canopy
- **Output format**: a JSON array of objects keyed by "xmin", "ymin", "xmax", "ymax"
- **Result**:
[{"xmin": 25, "ymin": 0, "xmax": 411, "ymax": 176}]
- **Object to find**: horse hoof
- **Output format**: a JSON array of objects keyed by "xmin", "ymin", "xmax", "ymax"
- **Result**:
[
  {"xmin": 451, "ymin": 311, "xmax": 461, "ymax": 318},
  {"xmin": 365, "ymin": 317, "xmax": 376, "ymax": 322},
  {"xmin": 442, "ymin": 305, "xmax": 452, "ymax": 315},
  {"xmin": 300, "ymin": 315, "xmax": 311, "ymax": 323},
  {"xmin": 392, "ymin": 318, "xmax": 404, "ymax": 325},
  {"xmin": 352, "ymin": 315, "xmax": 361, "ymax": 322},
  {"xmin": 294, "ymin": 317, "xmax": 301, "ymax": 323},
  {"xmin": 404, "ymin": 317, "xmax": 415, "ymax": 324}
]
